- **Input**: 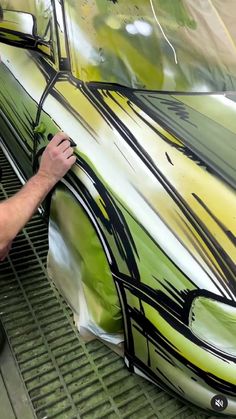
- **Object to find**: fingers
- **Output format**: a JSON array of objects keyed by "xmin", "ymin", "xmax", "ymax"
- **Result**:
[
  {"xmin": 63, "ymin": 147, "xmax": 74, "ymax": 159},
  {"xmin": 57, "ymin": 139, "xmax": 71, "ymax": 153},
  {"xmin": 48, "ymin": 134, "xmax": 75, "ymax": 160},
  {"xmin": 38, "ymin": 131, "xmax": 76, "ymax": 184},
  {"xmin": 67, "ymin": 155, "xmax": 76, "ymax": 167},
  {"xmin": 51, "ymin": 137, "xmax": 76, "ymax": 171},
  {"xmin": 49, "ymin": 132, "xmax": 70, "ymax": 147}
]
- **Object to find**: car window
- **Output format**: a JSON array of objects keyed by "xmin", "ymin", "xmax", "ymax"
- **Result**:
[{"xmin": 64, "ymin": 0, "xmax": 236, "ymax": 92}]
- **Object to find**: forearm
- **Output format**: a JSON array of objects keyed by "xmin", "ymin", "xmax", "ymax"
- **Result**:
[
  {"xmin": 0, "ymin": 132, "xmax": 75, "ymax": 261},
  {"xmin": 0, "ymin": 172, "xmax": 55, "ymax": 246}
]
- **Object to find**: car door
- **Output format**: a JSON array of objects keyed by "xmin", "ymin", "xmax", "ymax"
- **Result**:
[{"xmin": 0, "ymin": 0, "xmax": 59, "ymax": 178}]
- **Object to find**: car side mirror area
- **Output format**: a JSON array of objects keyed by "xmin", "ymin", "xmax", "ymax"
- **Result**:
[{"xmin": 0, "ymin": 8, "xmax": 51, "ymax": 55}]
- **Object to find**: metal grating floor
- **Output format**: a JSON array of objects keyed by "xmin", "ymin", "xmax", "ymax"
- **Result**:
[{"xmin": 0, "ymin": 146, "xmax": 217, "ymax": 419}]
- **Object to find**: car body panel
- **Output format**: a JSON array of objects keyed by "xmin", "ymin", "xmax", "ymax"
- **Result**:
[
  {"xmin": 0, "ymin": 46, "xmax": 46, "ymax": 177},
  {"xmin": 44, "ymin": 81, "xmax": 236, "ymax": 412},
  {"xmin": 0, "ymin": 0, "xmax": 236, "ymax": 415}
]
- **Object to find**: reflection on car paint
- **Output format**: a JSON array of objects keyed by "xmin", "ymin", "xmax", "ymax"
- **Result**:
[{"xmin": 0, "ymin": 0, "xmax": 236, "ymax": 415}]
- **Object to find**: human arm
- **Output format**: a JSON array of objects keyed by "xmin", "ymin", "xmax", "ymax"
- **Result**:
[{"xmin": 0, "ymin": 132, "xmax": 76, "ymax": 260}]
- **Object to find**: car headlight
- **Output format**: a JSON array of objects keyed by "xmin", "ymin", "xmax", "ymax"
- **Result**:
[{"xmin": 189, "ymin": 295, "xmax": 236, "ymax": 356}]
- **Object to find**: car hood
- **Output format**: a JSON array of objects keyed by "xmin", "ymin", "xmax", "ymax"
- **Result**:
[{"xmin": 92, "ymin": 87, "xmax": 236, "ymax": 300}]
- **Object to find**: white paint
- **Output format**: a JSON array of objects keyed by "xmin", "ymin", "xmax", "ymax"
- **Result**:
[
  {"xmin": 134, "ymin": 20, "xmax": 153, "ymax": 37},
  {"xmin": 149, "ymin": 0, "xmax": 178, "ymax": 64}
]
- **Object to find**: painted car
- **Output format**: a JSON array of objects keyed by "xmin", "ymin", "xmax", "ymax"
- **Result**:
[{"xmin": 0, "ymin": 0, "xmax": 236, "ymax": 415}]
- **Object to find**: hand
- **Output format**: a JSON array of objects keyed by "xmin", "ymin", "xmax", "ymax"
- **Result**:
[{"xmin": 38, "ymin": 132, "xmax": 76, "ymax": 185}]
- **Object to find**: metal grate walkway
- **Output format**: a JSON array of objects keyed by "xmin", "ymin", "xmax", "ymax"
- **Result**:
[{"xmin": 0, "ymin": 146, "xmax": 215, "ymax": 419}]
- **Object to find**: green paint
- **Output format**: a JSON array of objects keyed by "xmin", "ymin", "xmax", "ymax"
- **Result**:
[
  {"xmin": 136, "ymin": 92, "xmax": 236, "ymax": 188},
  {"xmin": 33, "ymin": 121, "xmax": 46, "ymax": 135},
  {"xmin": 190, "ymin": 296, "xmax": 236, "ymax": 356},
  {"xmin": 50, "ymin": 185, "xmax": 123, "ymax": 334},
  {"xmin": 156, "ymin": 0, "xmax": 197, "ymax": 29},
  {"xmin": 116, "ymin": 199, "xmax": 196, "ymax": 296}
]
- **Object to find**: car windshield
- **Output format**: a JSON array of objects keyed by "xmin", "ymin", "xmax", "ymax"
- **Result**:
[{"xmin": 64, "ymin": 0, "xmax": 236, "ymax": 92}]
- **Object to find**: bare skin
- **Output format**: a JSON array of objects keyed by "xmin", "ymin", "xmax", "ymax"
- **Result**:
[{"xmin": 0, "ymin": 132, "xmax": 76, "ymax": 261}]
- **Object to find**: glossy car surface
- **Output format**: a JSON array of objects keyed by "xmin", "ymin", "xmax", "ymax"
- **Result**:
[{"xmin": 0, "ymin": 0, "xmax": 236, "ymax": 415}]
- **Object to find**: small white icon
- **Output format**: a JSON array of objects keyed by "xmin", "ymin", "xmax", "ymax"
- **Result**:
[{"xmin": 215, "ymin": 399, "xmax": 224, "ymax": 408}]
